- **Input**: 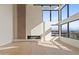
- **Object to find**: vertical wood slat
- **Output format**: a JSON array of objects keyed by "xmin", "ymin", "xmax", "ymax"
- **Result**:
[{"xmin": 17, "ymin": 4, "xmax": 26, "ymax": 39}]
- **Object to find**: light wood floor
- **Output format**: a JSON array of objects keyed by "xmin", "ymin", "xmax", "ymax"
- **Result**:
[{"xmin": 0, "ymin": 40, "xmax": 79, "ymax": 55}]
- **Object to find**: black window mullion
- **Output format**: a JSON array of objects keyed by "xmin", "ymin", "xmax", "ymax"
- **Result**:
[
  {"xmin": 50, "ymin": 10, "xmax": 51, "ymax": 21},
  {"xmin": 50, "ymin": 5, "xmax": 51, "ymax": 21},
  {"xmin": 57, "ymin": 10, "xmax": 59, "ymax": 36},
  {"xmin": 67, "ymin": 4, "xmax": 69, "ymax": 38}
]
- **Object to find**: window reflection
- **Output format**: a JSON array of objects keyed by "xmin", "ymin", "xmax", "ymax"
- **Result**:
[
  {"xmin": 69, "ymin": 4, "xmax": 79, "ymax": 17},
  {"xmin": 69, "ymin": 20, "xmax": 79, "ymax": 40},
  {"xmin": 51, "ymin": 11, "xmax": 58, "ymax": 24},
  {"xmin": 61, "ymin": 24, "xmax": 68, "ymax": 37},
  {"xmin": 43, "ymin": 11, "xmax": 50, "ymax": 22},
  {"xmin": 51, "ymin": 26, "xmax": 59, "ymax": 36},
  {"xmin": 62, "ymin": 5, "xmax": 67, "ymax": 20}
]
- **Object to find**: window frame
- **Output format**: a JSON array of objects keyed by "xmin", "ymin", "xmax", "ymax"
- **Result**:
[
  {"xmin": 69, "ymin": 19, "xmax": 79, "ymax": 40},
  {"xmin": 60, "ymin": 4, "xmax": 70, "ymax": 37},
  {"xmin": 42, "ymin": 5, "xmax": 59, "ymax": 36}
]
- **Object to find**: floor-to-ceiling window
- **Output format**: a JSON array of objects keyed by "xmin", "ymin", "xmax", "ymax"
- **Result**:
[
  {"xmin": 51, "ymin": 25, "xmax": 58, "ymax": 36},
  {"xmin": 51, "ymin": 10, "xmax": 59, "ymax": 36},
  {"xmin": 62, "ymin": 5, "xmax": 67, "ymax": 20},
  {"xmin": 69, "ymin": 20, "xmax": 79, "ymax": 40},
  {"xmin": 61, "ymin": 24, "xmax": 68, "ymax": 37},
  {"xmin": 43, "ymin": 11, "xmax": 50, "ymax": 22},
  {"xmin": 51, "ymin": 11, "xmax": 58, "ymax": 24},
  {"xmin": 69, "ymin": 4, "xmax": 79, "ymax": 17},
  {"xmin": 61, "ymin": 4, "xmax": 79, "ymax": 40},
  {"xmin": 61, "ymin": 4, "xmax": 69, "ymax": 37},
  {"xmin": 69, "ymin": 4, "xmax": 79, "ymax": 40},
  {"xmin": 42, "ymin": 4, "xmax": 79, "ymax": 40},
  {"xmin": 42, "ymin": 5, "xmax": 59, "ymax": 36}
]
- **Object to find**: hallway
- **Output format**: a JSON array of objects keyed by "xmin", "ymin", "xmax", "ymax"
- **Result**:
[{"xmin": 0, "ymin": 39, "xmax": 79, "ymax": 55}]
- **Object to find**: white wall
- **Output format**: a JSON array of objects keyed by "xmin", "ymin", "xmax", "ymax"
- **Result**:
[
  {"xmin": 13, "ymin": 5, "xmax": 17, "ymax": 39},
  {"xmin": 0, "ymin": 5, "xmax": 13, "ymax": 46},
  {"xmin": 44, "ymin": 21, "xmax": 51, "ymax": 41},
  {"xmin": 26, "ymin": 5, "xmax": 42, "ymax": 38},
  {"xmin": 31, "ymin": 23, "xmax": 43, "ymax": 35}
]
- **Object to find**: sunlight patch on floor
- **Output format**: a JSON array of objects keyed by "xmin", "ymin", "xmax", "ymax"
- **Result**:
[
  {"xmin": 38, "ymin": 41, "xmax": 59, "ymax": 49},
  {"xmin": 0, "ymin": 46, "xmax": 18, "ymax": 50},
  {"xmin": 53, "ymin": 41, "xmax": 72, "ymax": 52},
  {"xmin": 51, "ymin": 36, "xmax": 59, "ymax": 41},
  {"xmin": 39, "ymin": 36, "xmax": 72, "ymax": 52}
]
